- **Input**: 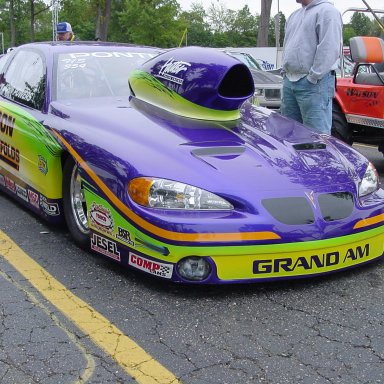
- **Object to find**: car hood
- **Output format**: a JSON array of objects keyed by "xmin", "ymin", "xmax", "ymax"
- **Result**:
[
  {"xmin": 249, "ymin": 68, "xmax": 282, "ymax": 86},
  {"xmin": 47, "ymin": 96, "xmax": 366, "ymax": 198}
]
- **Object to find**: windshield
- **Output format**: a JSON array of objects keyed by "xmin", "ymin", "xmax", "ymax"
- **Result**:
[
  {"xmin": 55, "ymin": 49, "xmax": 157, "ymax": 100},
  {"xmin": 227, "ymin": 52, "xmax": 262, "ymax": 70}
]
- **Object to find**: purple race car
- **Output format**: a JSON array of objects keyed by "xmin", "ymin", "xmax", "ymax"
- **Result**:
[{"xmin": 0, "ymin": 41, "xmax": 384, "ymax": 284}]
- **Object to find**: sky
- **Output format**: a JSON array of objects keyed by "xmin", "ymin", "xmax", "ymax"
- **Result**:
[{"xmin": 177, "ymin": 0, "xmax": 384, "ymax": 22}]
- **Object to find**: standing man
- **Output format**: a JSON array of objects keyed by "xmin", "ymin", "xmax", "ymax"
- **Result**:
[
  {"xmin": 281, "ymin": 0, "xmax": 342, "ymax": 135},
  {"xmin": 56, "ymin": 22, "xmax": 76, "ymax": 42}
]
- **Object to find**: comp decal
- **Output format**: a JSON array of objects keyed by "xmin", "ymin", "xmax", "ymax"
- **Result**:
[{"xmin": 128, "ymin": 252, "xmax": 173, "ymax": 279}]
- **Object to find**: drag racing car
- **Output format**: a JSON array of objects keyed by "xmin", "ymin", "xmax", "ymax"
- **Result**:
[{"xmin": 0, "ymin": 41, "xmax": 384, "ymax": 284}]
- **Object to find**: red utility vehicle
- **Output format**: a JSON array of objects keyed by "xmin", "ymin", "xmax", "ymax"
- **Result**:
[{"xmin": 332, "ymin": 4, "xmax": 384, "ymax": 152}]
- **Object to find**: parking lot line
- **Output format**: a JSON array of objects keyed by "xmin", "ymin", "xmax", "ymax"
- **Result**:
[{"xmin": 0, "ymin": 231, "xmax": 181, "ymax": 384}]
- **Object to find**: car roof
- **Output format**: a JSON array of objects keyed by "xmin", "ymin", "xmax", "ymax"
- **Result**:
[{"xmin": 14, "ymin": 41, "xmax": 161, "ymax": 54}]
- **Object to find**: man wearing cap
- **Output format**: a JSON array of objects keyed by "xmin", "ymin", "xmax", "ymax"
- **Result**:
[{"xmin": 56, "ymin": 22, "xmax": 76, "ymax": 41}]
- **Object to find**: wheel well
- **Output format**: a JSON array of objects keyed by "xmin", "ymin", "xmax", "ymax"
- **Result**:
[
  {"xmin": 61, "ymin": 151, "xmax": 69, "ymax": 173},
  {"xmin": 333, "ymin": 94, "xmax": 345, "ymax": 114}
]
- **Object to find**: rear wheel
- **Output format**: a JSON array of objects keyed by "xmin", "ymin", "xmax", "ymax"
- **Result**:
[
  {"xmin": 332, "ymin": 102, "xmax": 352, "ymax": 145},
  {"xmin": 63, "ymin": 157, "xmax": 90, "ymax": 249}
]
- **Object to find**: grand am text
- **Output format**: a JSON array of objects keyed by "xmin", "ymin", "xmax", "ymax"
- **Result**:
[{"xmin": 253, "ymin": 244, "xmax": 369, "ymax": 274}]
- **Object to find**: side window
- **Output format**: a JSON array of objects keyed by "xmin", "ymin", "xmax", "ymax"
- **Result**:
[{"xmin": 0, "ymin": 50, "xmax": 46, "ymax": 110}]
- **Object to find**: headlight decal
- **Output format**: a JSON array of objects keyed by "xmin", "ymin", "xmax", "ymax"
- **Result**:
[
  {"xmin": 52, "ymin": 129, "xmax": 281, "ymax": 243},
  {"xmin": 353, "ymin": 213, "xmax": 384, "ymax": 229}
]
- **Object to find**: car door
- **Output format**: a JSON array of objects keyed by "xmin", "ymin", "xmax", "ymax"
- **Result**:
[{"xmin": 0, "ymin": 48, "xmax": 63, "ymax": 217}]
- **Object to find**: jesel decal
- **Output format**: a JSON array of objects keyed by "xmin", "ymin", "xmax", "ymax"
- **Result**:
[{"xmin": 91, "ymin": 233, "xmax": 121, "ymax": 261}]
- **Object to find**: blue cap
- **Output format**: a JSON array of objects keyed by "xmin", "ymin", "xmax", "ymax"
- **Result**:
[{"xmin": 56, "ymin": 22, "xmax": 72, "ymax": 34}]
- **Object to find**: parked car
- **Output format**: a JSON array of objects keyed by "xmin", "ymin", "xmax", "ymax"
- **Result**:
[
  {"xmin": 1, "ymin": 42, "xmax": 384, "ymax": 284},
  {"xmin": 223, "ymin": 50, "xmax": 282, "ymax": 110}
]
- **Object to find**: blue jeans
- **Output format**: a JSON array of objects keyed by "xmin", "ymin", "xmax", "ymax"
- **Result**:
[{"xmin": 281, "ymin": 73, "xmax": 335, "ymax": 135}]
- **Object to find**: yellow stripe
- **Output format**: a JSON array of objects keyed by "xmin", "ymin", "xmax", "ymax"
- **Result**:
[
  {"xmin": 353, "ymin": 213, "xmax": 384, "ymax": 229},
  {"xmin": 0, "ymin": 231, "xmax": 180, "ymax": 384},
  {"xmin": 52, "ymin": 130, "xmax": 281, "ymax": 243}
]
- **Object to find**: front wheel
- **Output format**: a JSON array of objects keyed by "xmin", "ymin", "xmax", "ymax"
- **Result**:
[{"xmin": 63, "ymin": 157, "xmax": 90, "ymax": 249}]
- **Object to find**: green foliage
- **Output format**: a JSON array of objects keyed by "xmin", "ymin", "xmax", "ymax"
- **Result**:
[
  {"xmin": 350, "ymin": 12, "xmax": 374, "ymax": 36},
  {"xmin": 2, "ymin": 1, "xmax": 380, "ymax": 50},
  {"xmin": 116, "ymin": 0, "xmax": 185, "ymax": 47},
  {"xmin": 343, "ymin": 25, "xmax": 356, "ymax": 46},
  {"xmin": 59, "ymin": 0, "xmax": 97, "ymax": 40}
]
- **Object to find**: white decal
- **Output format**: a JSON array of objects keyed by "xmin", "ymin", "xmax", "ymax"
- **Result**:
[
  {"xmin": 89, "ymin": 202, "xmax": 114, "ymax": 234},
  {"xmin": 40, "ymin": 195, "xmax": 60, "ymax": 216},
  {"xmin": 129, "ymin": 253, "xmax": 173, "ymax": 279},
  {"xmin": 91, "ymin": 234, "xmax": 121, "ymax": 261},
  {"xmin": 16, "ymin": 184, "xmax": 28, "ymax": 202},
  {"xmin": 28, "ymin": 190, "xmax": 39, "ymax": 209},
  {"xmin": 157, "ymin": 58, "xmax": 191, "ymax": 85}
]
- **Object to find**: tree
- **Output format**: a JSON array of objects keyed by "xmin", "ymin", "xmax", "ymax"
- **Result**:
[
  {"xmin": 95, "ymin": 0, "xmax": 111, "ymax": 40},
  {"xmin": 117, "ymin": 0, "xmax": 185, "ymax": 47},
  {"xmin": 350, "ymin": 12, "xmax": 373, "ymax": 36},
  {"xmin": 227, "ymin": 5, "xmax": 257, "ymax": 47},
  {"xmin": 179, "ymin": 3, "xmax": 212, "ymax": 47},
  {"xmin": 206, "ymin": 1, "xmax": 231, "ymax": 34},
  {"xmin": 257, "ymin": 0, "xmax": 272, "ymax": 47}
]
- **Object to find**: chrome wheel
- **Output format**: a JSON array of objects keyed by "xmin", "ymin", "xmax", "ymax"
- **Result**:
[{"xmin": 69, "ymin": 164, "xmax": 89, "ymax": 234}]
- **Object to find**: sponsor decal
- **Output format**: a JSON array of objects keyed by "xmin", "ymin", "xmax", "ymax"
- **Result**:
[
  {"xmin": 4, "ymin": 176, "xmax": 16, "ymax": 193},
  {"xmin": 258, "ymin": 59, "xmax": 275, "ymax": 71},
  {"xmin": 0, "ymin": 110, "xmax": 16, "ymax": 137},
  {"xmin": 157, "ymin": 58, "xmax": 191, "ymax": 85},
  {"xmin": 115, "ymin": 226, "xmax": 134, "ymax": 246},
  {"xmin": 89, "ymin": 202, "xmax": 114, "ymax": 234},
  {"xmin": 0, "ymin": 140, "xmax": 20, "ymax": 170},
  {"xmin": 0, "ymin": 174, "xmax": 4, "ymax": 186},
  {"xmin": 28, "ymin": 189, "xmax": 39, "ymax": 209},
  {"xmin": 38, "ymin": 155, "xmax": 48, "ymax": 175},
  {"xmin": 129, "ymin": 253, "xmax": 173, "ymax": 279},
  {"xmin": 346, "ymin": 88, "xmax": 378, "ymax": 99},
  {"xmin": 40, "ymin": 195, "xmax": 60, "ymax": 216},
  {"xmin": 65, "ymin": 52, "xmax": 156, "ymax": 60},
  {"xmin": 91, "ymin": 233, "xmax": 121, "ymax": 261},
  {"xmin": 253, "ymin": 244, "xmax": 370, "ymax": 274},
  {"xmin": 16, "ymin": 184, "xmax": 28, "ymax": 202}
]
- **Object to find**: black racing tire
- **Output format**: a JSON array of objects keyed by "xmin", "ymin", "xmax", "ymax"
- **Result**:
[
  {"xmin": 62, "ymin": 156, "xmax": 90, "ymax": 249},
  {"xmin": 331, "ymin": 102, "xmax": 352, "ymax": 145}
]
